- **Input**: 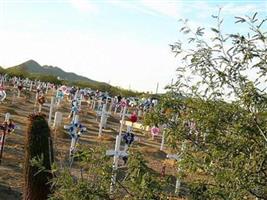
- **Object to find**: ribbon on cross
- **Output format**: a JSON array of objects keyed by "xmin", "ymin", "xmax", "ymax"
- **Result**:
[{"xmin": 123, "ymin": 131, "xmax": 135, "ymax": 146}]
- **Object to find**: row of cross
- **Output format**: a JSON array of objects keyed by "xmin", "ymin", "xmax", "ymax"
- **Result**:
[{"xmin": 0, "ymin": 80, "xmax": 185, "ymax": 195}]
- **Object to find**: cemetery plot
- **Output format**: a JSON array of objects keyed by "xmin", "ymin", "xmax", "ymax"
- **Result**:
[{"xmin": 0, "ymin": 81, "xmax": 184, "ymax": 199}]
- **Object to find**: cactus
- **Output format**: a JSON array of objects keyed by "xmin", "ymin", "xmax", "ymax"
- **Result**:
[{"xmin": 23, "ymin": 113, "xmax": 53, "ymax": 200}]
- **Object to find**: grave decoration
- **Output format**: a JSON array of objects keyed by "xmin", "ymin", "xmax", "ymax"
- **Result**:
[
  {"xmin": 129, "ymin": 112, "xmax": 138, "ymax": 124},
  {"xmin": 59, "ymin": 85, "xmax": 70, "ymax": 96},
  {"xmin": 119, "ymin": 99, "xmax": 127, "ymax": 117},
  {"xmin": 55, "ymin": 89, "xmax": 64, "ymax": 106},
  {"xmin": 96, "ymin": 99, "xmax": 103, "ymax": 112},
  {"xmin": 37, "ymin": 92, "xmax": 46, "ymax": 112},
  {"xmin": 68, "ymin": 99, "xmax": 80, "ymax": 120},
  {"xmin": 151, "ymin": 125, "xmax": 160, "ymax": 140},
  {"xmin": 0, "ymin": 113, "xmax": 16, "ymax": 164},
  {"xmin": 122, "ymin": 126, "xmax": 135, "ymax": 152},
  {"xmin": 64, "ymin": 116, "xmax": 86, "ymax": 167},
  {"xmin": 123, "ymin": 127, "xmax": 135, "ymax": 146},
  {"xmin": 36, "ymin": 84, "xmax": 41, "ymax": 94},
  {"xmin": 17, "ymin": 82, "xmax": 23, "ymax": 97}
]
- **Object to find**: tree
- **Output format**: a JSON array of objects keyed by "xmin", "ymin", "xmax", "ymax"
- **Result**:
[
  {"xmin": 122, "ymin": 150, "xmax": 167, "ymax": 200},
  {"xmin": 147, "ymin": 10, "xmax": 267, "ymax": 199},
  {"xmin": 49, "ymin": 146, "xmax": 112, "ymax": 200}
]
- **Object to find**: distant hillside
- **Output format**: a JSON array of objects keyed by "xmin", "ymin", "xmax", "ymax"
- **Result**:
[
  {"xmin": 7, "ymin": 59, "xmax": 102, "ymax": 84},
  {"xmin": 2, "ymin": 60, "xmax": 142, "ymax": 97}
]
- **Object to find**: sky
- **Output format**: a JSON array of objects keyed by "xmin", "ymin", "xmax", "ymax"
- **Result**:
[{"xmin": 0, "ymin": 0, "xmax": 266, "ymax": 93}]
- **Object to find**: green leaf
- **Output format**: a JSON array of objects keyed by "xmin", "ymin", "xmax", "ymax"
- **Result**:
[{"xmin": 211, "ymin": 28, "xmax": 219, "ymax": 33}]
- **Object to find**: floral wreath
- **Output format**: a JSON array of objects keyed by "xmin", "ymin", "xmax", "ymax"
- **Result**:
[{"xmin": 38, "ymin": 96, "xmax": 45, "ymax": 105}]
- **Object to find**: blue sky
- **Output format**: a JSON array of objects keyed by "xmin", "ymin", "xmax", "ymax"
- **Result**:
[{"xmin": 0, "ymin": 0, "xmax": 266, "ymax": 93}]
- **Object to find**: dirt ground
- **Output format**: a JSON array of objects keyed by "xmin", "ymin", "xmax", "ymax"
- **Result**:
[{"xmin": 0, "ymin": 86, "xmax": 182, "ymax": 200}]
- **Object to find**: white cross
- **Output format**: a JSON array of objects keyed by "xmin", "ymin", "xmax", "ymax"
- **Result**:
[
  {"xmin": 106, "ymin": 135, "xmax": 128, "ymax": 193},
  {"xmin": 55, "ymin": 89, "xmax": 64, "ymax": 107},
  {"xmin": 166, "ymin": 141, "xmax": 186, "ymax": 194},
  {"xmin": 64, "ymin": 115, "xmax": 86, "ymax": 167},
  {"xmin": 108, "ymin": 97, "xmax": 115, "ymax": 113},
  {"xmin": 29, "ymin": 81, "xmax": 33, "ymax": 91},
  {"xmin": 98, "ymin": 104, "xmax": 109, "ymax": 137},
  {"xmin": 53, "ymin": 112, "xmax": 63, "ymax": 129},
  {"xmin": 42, "ymin": 97, "xmax": 55, "ymax": 125},
  {"xmin": 91, "ymin": 98, "xmax": 96, "ymax": 110},
  {"xmin": 0, "ymin": 113, "xmax": 15, "ymax": 164},
  {"xmin": 0, "ymin": 89, "xmax": 6, "ymax": 103},
  {"xmin": 119, "ymin": 106, "xmax": 127, "ymax": 137},
  {"xmin": 160, "ymin": 125, "xmax": 167, "ymax": 151}
]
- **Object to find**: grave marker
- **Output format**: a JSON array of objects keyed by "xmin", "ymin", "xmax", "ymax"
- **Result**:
[
  {"xmin": 53, "ymin": 112, "xmax": 63, "ymax": 128},
  {"xmin": 106, "ymin": 135, "xmax": 128, "ymax": 193},
  {"xmin": 64, "ymin": 116, "xmax": 86, "ymax": 167},
  {"xmin": 0, "ymin": 113, "xmax": 15, "ymax": 164},
  {"xmin": 98, "ymin": 104, "xmax": 108, "ymax": 137},
  {"xmin": 166, "ymin": 142, "xmax": 186, "ymax": 194}
]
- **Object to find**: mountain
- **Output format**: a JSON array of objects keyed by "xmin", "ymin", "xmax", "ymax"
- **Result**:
[{"xmin": 7, "ymin": 59, "xmax": 102, "ymax": 84}]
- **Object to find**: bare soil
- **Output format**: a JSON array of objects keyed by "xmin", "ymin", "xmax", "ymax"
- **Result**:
[{"xmin": 0, "ymin": 86, "xmax": 182, "ymax": 200}]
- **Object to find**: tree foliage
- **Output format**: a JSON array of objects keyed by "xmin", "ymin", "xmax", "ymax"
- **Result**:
[{"xmin": 146, "ymin": 11, "xmax": 267, "ymax": 199}]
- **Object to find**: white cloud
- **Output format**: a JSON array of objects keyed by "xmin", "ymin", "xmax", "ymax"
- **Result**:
[{"xmin": 69, "ymin": 0, "xmax": 98, "ymax": 13}]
